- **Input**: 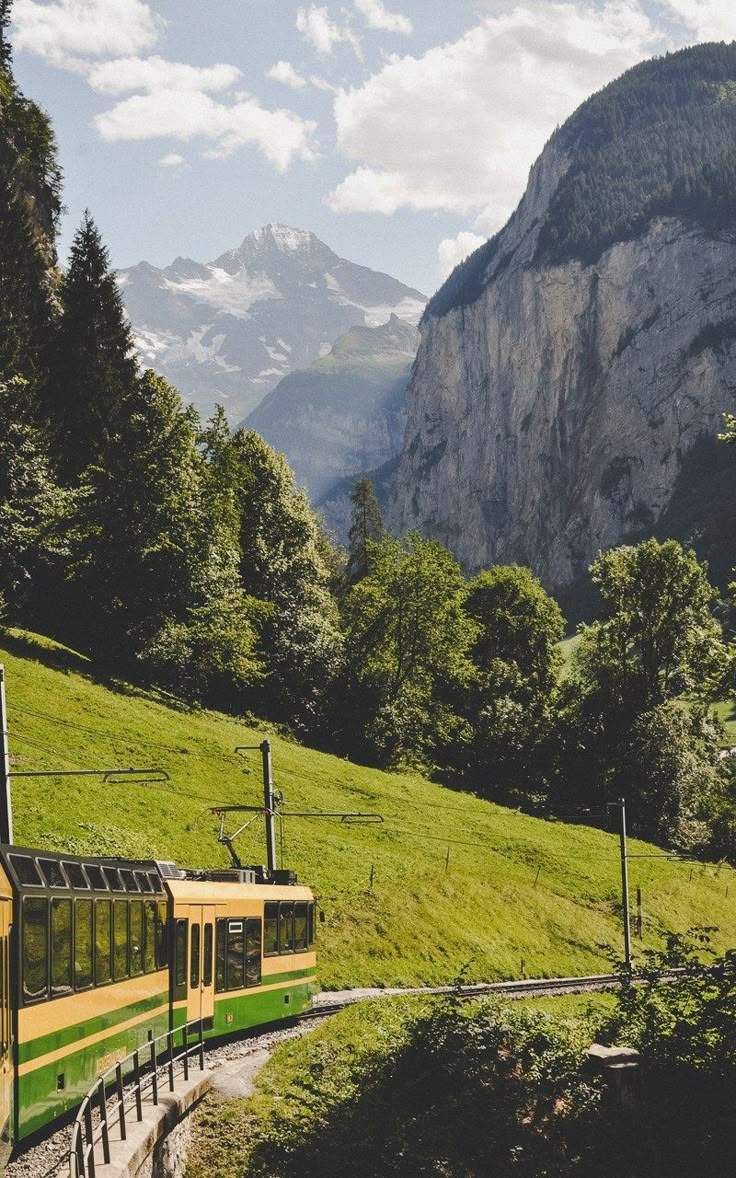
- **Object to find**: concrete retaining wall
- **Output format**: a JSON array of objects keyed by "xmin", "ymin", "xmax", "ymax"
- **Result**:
[{"xmin": 93, "ymin": 1071, "xmax": 213, "ymax": 1178}]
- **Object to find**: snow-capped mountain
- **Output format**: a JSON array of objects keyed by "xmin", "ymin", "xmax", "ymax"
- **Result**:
[{"xmin": 119, "ymin": 223, "xmax": 426, "ymax": 421}]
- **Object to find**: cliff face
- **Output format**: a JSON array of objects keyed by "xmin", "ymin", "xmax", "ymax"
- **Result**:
[{"xmin": 390, "ymin": 45, "xmax": 736, "ymax": 599}]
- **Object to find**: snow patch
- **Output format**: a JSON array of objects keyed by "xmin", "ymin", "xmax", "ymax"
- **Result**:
[{"xmin": 163, "ymin": 266, "xmax": 281, "ymax": 318}]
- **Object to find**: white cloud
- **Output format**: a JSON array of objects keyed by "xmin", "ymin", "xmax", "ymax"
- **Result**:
[
  {"xmin": 159, "ymin": 152, "xmax": 185, "ymax": 167},
  {"xmin": 95, "ymin": 90, "xmax": 319, "ymax": 170},
  {"xmin": 354, "ymin": 0, "xmax": 412, "ymax": 35},
  {"xmin": 660, "ymin": 0, "xmax": 736, "ymax": 40},
  {"xmin": 12, "ymin": 0, "xmax": 161, "ymax": 65},
  {"xmin": 88, "ymin": 56, "xmax": 241, "ymax": 94},
  {"xmin": 438, "ymin": 232, "xmax": 487, "ymax": 278},
  {"xmin": 310, "ymin": 74, "xmax": 338, "ymax": 92},
  {"xmin": 326, "ymin": 1, "xmax": 660, "ymax": 229},
  {"xmin": 296, "ymin": 5, "xmax": 359, "ymax": 56},
  {"xmin": 268, "ymin": 60, "xmax": 307, "ymax": 89}
]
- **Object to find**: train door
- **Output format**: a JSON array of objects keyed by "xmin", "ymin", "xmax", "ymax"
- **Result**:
[
  {"xmin": 0, "ymin": 897, "xmax": 12, "ymax": 1159},
  {"xmin": 186, "ymin": 905, "xmax": 216, "ymax": 1025}
]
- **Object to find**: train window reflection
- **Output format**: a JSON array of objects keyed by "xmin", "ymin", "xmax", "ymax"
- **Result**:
[{"xmin": 23, "ymin": 897, "xmax": 48, "ymax": 1003}]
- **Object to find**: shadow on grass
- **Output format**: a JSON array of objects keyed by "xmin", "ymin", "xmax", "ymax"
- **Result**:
[{"xmin": 0, "ymin": 627, "xmax": 195, "ymax": 713}]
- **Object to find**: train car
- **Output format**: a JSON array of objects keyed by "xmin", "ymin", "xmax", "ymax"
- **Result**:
[{"xmin": 0, "ymin": 845, "xmax": 316, "ymax": 1158}]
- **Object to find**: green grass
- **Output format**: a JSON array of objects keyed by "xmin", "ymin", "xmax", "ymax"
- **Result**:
[
  {"xmin": 559, "ymin": 633, "xmax": 581, "ymax": 678},
  {"xmin": 3, "ymin": 627, "xmax": 736, "ymax": 988},
  {"xmin": 186, "ymin": 992, "xmax": 609, "ymax": 1178}
]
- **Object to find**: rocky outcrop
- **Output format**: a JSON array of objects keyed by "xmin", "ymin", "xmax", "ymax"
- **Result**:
[{"xmin": 390, "ymin": 49, "xmax": 736, "ymax": 600}]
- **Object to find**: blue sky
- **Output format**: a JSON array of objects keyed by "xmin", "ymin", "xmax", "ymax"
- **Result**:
[{"xmin": 10, "ymin": 0, "xmax": 735, "ymax": 296}]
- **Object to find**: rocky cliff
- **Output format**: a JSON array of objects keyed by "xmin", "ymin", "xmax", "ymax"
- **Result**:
[{"xmin": 390, "ymin": 44, "xmax": 736, "ymax": 604}]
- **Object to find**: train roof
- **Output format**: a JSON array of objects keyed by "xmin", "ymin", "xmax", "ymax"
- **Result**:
[{"xmin": 0, "ymin": 845, "xmax": 301, "ymax": 896}]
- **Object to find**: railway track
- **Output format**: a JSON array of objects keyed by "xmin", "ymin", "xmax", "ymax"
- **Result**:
[
  {"xmin": 8, "ymin": 971, "xmax": 629, "ymax": 1178},
  {"xmin": 304, "ymin": 971, "xmax": 626, "ymax": 1019}
]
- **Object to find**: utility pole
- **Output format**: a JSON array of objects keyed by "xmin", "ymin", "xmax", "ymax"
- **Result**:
[
  {"xmin": 261, "ymin": 739, "xmax": 277, "ymax": 874},
  {"xmin": 0, "ymin": 666, "xmax": 12, "ymax": 844},
  {"xmin": 619, "ymin": 797, "xmax": 632, "ymax": 972}
]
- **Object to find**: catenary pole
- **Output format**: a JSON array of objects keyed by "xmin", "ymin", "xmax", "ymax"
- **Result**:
[
  {"xmin": 261, "ymin": 739, "xmax": 277, "ymax": 874},
  {"xmin": 0, "ymin": 666, "xmax": 12, "ymax": 844},
  {"xmin": 619, "ymin": 797, "xmax": 632, "ymax": 972}
]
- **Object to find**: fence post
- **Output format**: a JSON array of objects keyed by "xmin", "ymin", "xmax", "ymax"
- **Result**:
[
  {"xmin": 115, "ymin": 1063, "xmax": 127, "ymax": 1141},
  {"xmin": 182, "ymin": 1023, "xmax": 189, "ymax": 1082},
  {"xmin": 198, "ymin": 1021, "xmax": 205, "ymax": 1070},
  {"xmin": 98, "ymin": 1078, "xmax": 110, "ymax": 1165},
  {"xmin": 83, "ymin": 1100, "xmax": 96, "ymax": 1178},
  {"xmin": 167, "ymin": 1031, "xmax": 175, "ymax": 1091},
  {"xmin": 133, "ymin": 1050, "xmax": 143, "ymax": 1121},
  {"xmin": 150, "ymin": 1038, "xmax": 159, "ymax": 1105}
]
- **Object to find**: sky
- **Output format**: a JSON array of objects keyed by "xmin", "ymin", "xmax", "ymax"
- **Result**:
[{"xmin": 9, "ymin": 0, "xmax": 736, "ymax": 297}]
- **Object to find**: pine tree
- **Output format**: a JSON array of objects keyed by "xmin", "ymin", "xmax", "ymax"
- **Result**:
[
  {"xmin": 230, "ymin": 428, "xmax": 343, "ymax": 736},
  {"xmin": 0, "ymin": 2, "xmax": 61, "ymax": 383},
  {"xmin": 50, "ymin": 211, "xmax": 137, "ymax": 479},
  {"xmin": 0, "ymin": 1, "xmax": 12, "ymax": 72},
  {"xmin": 346, "ymin": 476, "xmax": 383, "ymax": 583}
]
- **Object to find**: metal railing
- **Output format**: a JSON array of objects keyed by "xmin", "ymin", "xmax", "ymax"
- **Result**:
[{"xmin": 68, "ymin": 1020, "xmax": 206, "ymax": 1178}]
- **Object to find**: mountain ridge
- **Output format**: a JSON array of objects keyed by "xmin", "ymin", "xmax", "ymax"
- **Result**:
[{"xmin": 119, "ymin": 223, "xmax": 426, "ymax": 422}]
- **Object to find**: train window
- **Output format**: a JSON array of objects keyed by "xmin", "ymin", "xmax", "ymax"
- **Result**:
[
  {"xmin": 148, "ymin": 872, "xmax": 163, "ymax": 894},
  {"xmin": 23, "ymin": 897, "xmax": 48, "ymax": 1003},
  {"xmin": 173, "ymin": 920, "xmax": 188, "ymax": 1000},
  {"xmin": 113, "ymin": 901, "xmax": 129, "ymax": 981},
  {"xmin": 190, "ymin": 924, "xmax": 200, "ymax": 989},
  {"xmin": 85, "ymin": 864, "xmax": 106, "ymax": 891},
  {"xmin": 63, "ymin": 861, "xmax": 89, "ymax": 889},
  {"xmin": 264, "ymin": 902, "xmax": 279, "ymax": 956},
  {"xmin": 75, "ymin": 899, "xmax": 93, "ymax": 989},
  {"xmin": 144, "ymin": 903, "xmax": 157, "ymax": 972},
  {"xmin": 103, "ymin": 868, "xmax": 124, "ymax": 893},
  {"xmin": 130, "ymin": 901, "xmax": 144, "ymax": 975},
  {"xmin": 11, "ymin": 855, "xmax": 42, "ymax": 887},
  {"xmin": 156, "ymin": 903, "xmax": 168, "ymax": 968},
  {"xmin": 308, "ymin": 902, "xmax": 316, "ymax": 946},
  {"xmin": 203, "ymin": 924, "xmax": 213, "ymax": 988},
  {"xmin": 294, "ymin": 903, "xmax": 308, "ymax": 952},
  {"xmin": 227, "ymin": 921, "xmax": 244, "ymax": 990},
  {"xmin": 245, "ymin": 919, "xmax": 261, "ymax": 987},
  {"xmin": 136, "ymin": 872, "xmax": 153, "ymax": 894},
  {"xmin": 39, "ymin": 859, "xmax": 68, "ymax": 889},
  {"xmin": 95, "ymin": 900, "xmax": 112, "ymax": 985},
  {"xmin": 121, "ymin": 870, "xmax": 139, "ymax": 893},
  {"xmin": 51, "ymin": 898, "xmax": 73, "ymax": 996},
  {"xmin": 278, "ymin": 903, "xmax": 295, "ymax": 954},
  {"xmin": 215, "ymin": 920, "xmax": 227, "ymax": 992}
]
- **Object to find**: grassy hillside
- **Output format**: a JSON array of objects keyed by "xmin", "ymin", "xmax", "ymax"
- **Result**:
[{"xmin": 3, "ymin": 628, "xmax": 736, "ymax": 988}]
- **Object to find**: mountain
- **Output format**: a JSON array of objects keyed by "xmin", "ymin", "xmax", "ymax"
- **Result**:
[
  {"xmin": 118, "ymin": 223, "xmax": 426, "ymax": 422},
  {"xmin": 390, "ymin": 43, "xmax": 736, "ymax": 611},
  {"xmin": 246, "ymin": 314, "xmax": 419, "ymax": 532}
]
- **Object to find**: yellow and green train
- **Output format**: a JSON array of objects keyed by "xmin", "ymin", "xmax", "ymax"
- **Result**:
[{"xmin": 0, "ymin": 845, "xmax": 316, "ymax": 1160}]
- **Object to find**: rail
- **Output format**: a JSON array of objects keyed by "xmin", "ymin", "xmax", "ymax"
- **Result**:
[{"xmin": 68, "ymin": 1019, "xmax": 206, "ymax": 1178}]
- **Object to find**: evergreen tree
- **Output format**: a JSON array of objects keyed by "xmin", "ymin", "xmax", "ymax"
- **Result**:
[
  {"xmin": 0, "ymin": 377, "xmax": 70, "ymax": 622},
  {"xmin": 50, "ymin": 211, "xmax": 137, "ymax": 479},
  {"xmin": 65, "ymin": 371, "xmax": 263, "ymax": 703},
  {"xmin": 0, "ymin": 3, "xmax": 61, "ymax": 382},
  {"xmin": 229, "ymin": 428, "xmax": 343, "ymax": 736},
  {"xmin": 346, "ymin": 476, "xmax": 383, "ymax": 583},
  {"xmin": 0, "ymin": 1, "xmax": 11, "ymax": 71}
]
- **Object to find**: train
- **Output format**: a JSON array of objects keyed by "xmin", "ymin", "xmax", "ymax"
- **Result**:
[{"xmin": 0, "ymin": 842, "xmax": 316, "ymax": 1160}]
